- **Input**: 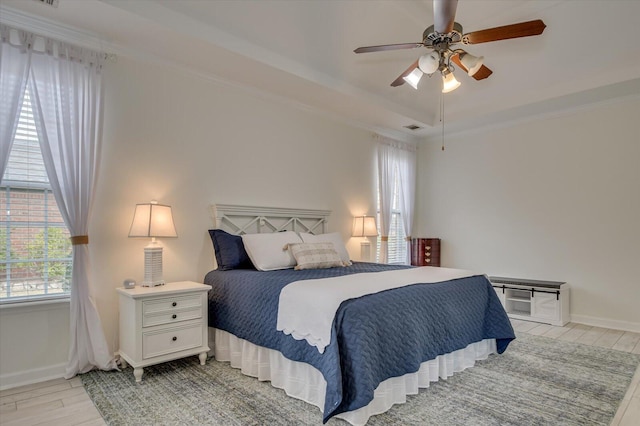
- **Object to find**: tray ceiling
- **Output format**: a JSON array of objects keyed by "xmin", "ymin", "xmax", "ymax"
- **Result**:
[{"xmin": 2, "ymin": 0, "xmax": 640, "ymax": 142}]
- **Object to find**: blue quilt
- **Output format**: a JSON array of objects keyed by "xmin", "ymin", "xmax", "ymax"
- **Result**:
[{"xmin": 204, "ymin": 263, "xmax": 515, "ymax": 423}]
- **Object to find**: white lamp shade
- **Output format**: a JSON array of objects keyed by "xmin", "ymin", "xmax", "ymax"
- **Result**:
[
  {"xmin": 459, "ymin": 52, "xmax": 484, "ymax": 76},
  {"xmin": 402, "ymin": 68, "xmax": 424, "ymax": 90},
  {"xmin": 418, "ymin": 51, "xmax": 440, "ymax": 74},
  {"xmin": 129, "ymin": 202, "xmax": 177, "ymax": 238},
  {"xmin": 352, "ymin": 216, "xmax": 378, "ymax": 237},
  {"xmin": 442, "ymin": 69, "xmax": 461, "ymax": 93}
]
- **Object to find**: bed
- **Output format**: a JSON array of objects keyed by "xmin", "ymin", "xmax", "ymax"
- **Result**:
[{"xmin": 204, "ymin": 204, "xmax": 515, "ymax": 425}]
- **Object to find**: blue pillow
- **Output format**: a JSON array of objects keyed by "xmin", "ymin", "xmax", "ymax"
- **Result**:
[{"xmin": 208, "ymin": 229, "xmax": 254, "ymax": 270}]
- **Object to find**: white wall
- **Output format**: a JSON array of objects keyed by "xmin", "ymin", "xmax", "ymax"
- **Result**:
[
  {"xmin": 0, "ymin": 301, "xmax": 69, "ymax": 389},
  {"xmin": 416, "ymin": 96, "xmax": 640, "ymax": 331},
  {"xmin": 0, "ymin": 55, "xmax": 380, "ymax": 387}
]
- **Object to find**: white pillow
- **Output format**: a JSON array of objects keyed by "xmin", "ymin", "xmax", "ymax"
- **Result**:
[
  {"xmin": 288, "ymin": 242, "xmax": 346, "ymax": 270},
  {"xmin": 299, "ymin": 232, "xmax": 352, "ymax": 266},
  {"xmin": 241, "ymin": 231, "xmax": 302, "ymax": 271}
]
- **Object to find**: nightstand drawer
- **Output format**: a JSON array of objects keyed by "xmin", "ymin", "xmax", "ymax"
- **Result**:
[
  {"xmin": 142, "ymin": 306, "xmax": 202, "ymax": 327},
  {"xmin": 142, "ymin": 294, "xmax": 201, "ymax": 315},
  {"xmin": 142, "ymin": 324, "xmax": 203, "ymax": 359}
]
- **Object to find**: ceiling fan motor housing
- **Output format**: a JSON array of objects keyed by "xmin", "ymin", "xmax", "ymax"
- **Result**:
[{"xmin": 423, "ymin": 22, "xmax": 463, "ymax": 47}]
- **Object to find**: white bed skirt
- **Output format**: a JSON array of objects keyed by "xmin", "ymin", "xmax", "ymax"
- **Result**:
[{"xmin": 210, "ymin": 328, "xmax": 497, "ymax": 425}]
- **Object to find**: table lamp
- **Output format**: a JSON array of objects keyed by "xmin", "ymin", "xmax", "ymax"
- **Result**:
[
  {"xmin": 128, "ymin": 201, "xmax": 177, "ymax": 286},
  {"xmin": 352, "ymin": 216, "xmax": 378, "ymax": 261}
]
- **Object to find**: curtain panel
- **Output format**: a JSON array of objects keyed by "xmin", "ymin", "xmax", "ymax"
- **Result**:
[
  {"xmin": 1, "ymin": 23, "xmax": 116, "ymax": 377},
  {"xmin": 376, "ymin": 136, "xmax": 417, "ymax": 264},
  {"xmin": 398, "ymin": 148, "xmax": 417, "ymax": 264},
  {"xmin": 0, "ymin": 25, "xmax": 31, "ymax": 179},
  {"xmin": 377, "ymin": 143, "xmax": 396, "ymax": 263}
]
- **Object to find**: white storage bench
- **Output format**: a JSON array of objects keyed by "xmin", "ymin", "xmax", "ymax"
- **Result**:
[{"xmin": 490, "ymin": 276, "xmax": 569, "ymax": 326}]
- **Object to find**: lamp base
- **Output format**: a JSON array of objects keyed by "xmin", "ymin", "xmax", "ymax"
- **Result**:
[
  {"xmin": 141, "ymin": 244, "xmax": 165, "ymax": 287},
  {"xmin": 360, "ymin": 240, "xmax": 372, "ymax": 262},
  {"xmin": 140, "ymin": 280, "xmax": 165, "ymax": 287}
]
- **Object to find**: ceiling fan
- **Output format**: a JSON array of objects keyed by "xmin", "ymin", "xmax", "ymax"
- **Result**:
[{"xmin": 354, "ymin": 0, "xmax": 546, "ymax": 93}]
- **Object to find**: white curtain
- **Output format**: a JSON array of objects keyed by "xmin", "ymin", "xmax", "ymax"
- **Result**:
[
  {"xmin": 397, "ymin": 147, "xmax": 417, "ymax": 264},
  {"xmin": 0, "ymin": 25, "xmax": 31, "ymax": 178},
  {"xmin": 376, "ymin": 136, "xmax": 417, "ymax": 264},
  {"xmin": 27, "ymin": 35, "xmax": 117, "ymax": 377},
  {"xmin": 377, "ymin": 143, "xmax": 396, "ymax": 263}
]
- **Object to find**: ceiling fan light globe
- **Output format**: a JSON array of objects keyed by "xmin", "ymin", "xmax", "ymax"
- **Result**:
[
  {"xmin": 442, "ymin": 70, "xmax": 461, "ymax": 93},
  {"xmin": 459, "ymin": 52, "xmax": 484, "ymax": 76},
  {"xmin": 418, "ymin": 51, "xmax": 440, "ymax": 74},
  {"xmin": 403, "ymin": 68, "xmax": 424, "ymax": 90}
]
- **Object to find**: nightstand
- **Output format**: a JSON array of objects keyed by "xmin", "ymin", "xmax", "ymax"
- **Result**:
[{"xmin": 116, "ymin": 281, "xmax": 211, "ymax": 383}]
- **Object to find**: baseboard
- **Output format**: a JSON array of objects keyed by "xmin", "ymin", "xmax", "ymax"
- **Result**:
[
  {"xmin": 571, "ymin": 314, "xmax": 640, "ymax": 333},
  {"xmin": 0, "ymin": 362, "xmax": 66, "ymax": 391}
]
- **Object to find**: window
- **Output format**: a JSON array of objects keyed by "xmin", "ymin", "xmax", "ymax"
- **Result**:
[
  {"xmin": 0, "ymin": 88, "xmax": 72, "ymax": 301},
  {"xmin": 376, "ymin": 169, "xmax": 407, "ymax": 264}
]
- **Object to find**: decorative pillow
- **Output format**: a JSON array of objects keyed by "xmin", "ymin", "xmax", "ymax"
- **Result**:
[
  {"xmin": 299, "ymin": 232, "xmax": 352, "ymax": 266},
  {"xmin": 208, "ymin": 229, "xmax": 254, "ymax": 271},
  {"xmin": 241, "ymin": 231, "xmax": 302, "ymax": 271},
  {"xmin": 288, "ymin": 242, "xmax": 346, "ymax": 270}
]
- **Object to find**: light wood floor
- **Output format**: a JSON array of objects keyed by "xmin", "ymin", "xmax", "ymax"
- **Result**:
[{"xmin": 2, "ymin": 320, "xmax": 639, "ymax": 426}]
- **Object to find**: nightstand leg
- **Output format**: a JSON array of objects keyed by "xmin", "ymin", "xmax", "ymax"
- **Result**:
[
  {"xmin": 133, "ymin": 367, "xmax": 143, "ymax": 383},
  {"xmin": 199, "ymin": 352, "xmax": 207, "ymax": 365},
  {"xmin": 119, "ymin": 357, "xmax": 128, "ymax": 369}
]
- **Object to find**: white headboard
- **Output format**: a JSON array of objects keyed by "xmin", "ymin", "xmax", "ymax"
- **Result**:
[{"xmin": 211, "ymin": 204, "xmax": 331, "ymax": 235}]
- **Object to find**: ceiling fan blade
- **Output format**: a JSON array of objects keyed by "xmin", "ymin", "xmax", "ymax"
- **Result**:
[
  {"xmin": 450, "ymin": 53, "xmax": 493, "ymax": 80},
  {"xmin": 471, "ymin": 65, "xmax": 493, "ymax": 80},
  {"xmin": 391, "ymin": 60, "xmax": 419, "ymax": 87},
  {"xmin": 354, "ymin": 43, "xmax": 423, "ymax": 54},
  {"xmin": 433, "ymin": 0, "xmax": 459, "ymax": 34},
  {"xmin": 462, "ymin": 19, "xmax": 546, "ymax": 45}
]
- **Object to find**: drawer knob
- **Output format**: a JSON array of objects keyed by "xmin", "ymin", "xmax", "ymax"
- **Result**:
[
  {"xmin": 172, "ymin": 336, "xmax": 177, "ymax": 342},
  {"xmin": 172, "ymin": 302, "xmax": 177, "ymax": 307},
  {"xmin": 172, "ymin": 314, "xmax": 177, "ymax": 319}
]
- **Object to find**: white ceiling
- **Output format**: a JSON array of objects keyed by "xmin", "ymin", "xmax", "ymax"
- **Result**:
[{"xmin": 2, "ymin": 0, "xmax": 640, "ymax": 142}]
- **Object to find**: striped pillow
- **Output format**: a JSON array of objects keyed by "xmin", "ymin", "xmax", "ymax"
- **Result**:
[{"xmin": 288, "ymin": 242, "xmax": 346, "ymax": 270}]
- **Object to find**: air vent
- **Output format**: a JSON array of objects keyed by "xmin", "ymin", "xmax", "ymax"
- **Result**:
[
  {"xmin": 33, "ymin": 0, "xmax": 59, "ymax": 7},
  {"xmin": 403, "ymin": 124, "xmax": 422, "ymax": 131}
]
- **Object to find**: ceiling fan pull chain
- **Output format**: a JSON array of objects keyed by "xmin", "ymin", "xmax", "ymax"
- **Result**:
[{"xmin": 441, "ymin": 93, "xmax": 445, "ymax": 151}]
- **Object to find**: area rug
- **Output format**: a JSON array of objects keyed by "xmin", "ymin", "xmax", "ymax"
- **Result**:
[{"xmin": 81, "ymin": 333, "xmax": 640, "ymax": 425}]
